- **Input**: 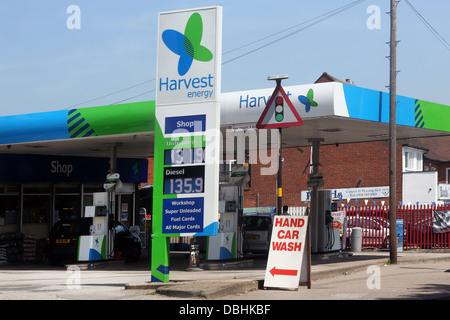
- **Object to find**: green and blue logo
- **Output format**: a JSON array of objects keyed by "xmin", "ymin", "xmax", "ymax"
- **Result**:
[
  {"xmin": 162, "ymin": 12, "xmax": 213, "ymax": 76},
  {"xmin": 298, "ymin": 89, "xmax": 318, "ymax": 113}
]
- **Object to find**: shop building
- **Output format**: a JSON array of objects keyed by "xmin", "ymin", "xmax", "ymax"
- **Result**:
[{"xmin": 0, "ymin": 153, "xmax": 148, "ymax": 239}]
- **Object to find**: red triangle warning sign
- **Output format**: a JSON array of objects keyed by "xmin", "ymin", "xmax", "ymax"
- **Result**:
[{"xmin": 256, "ymin": 85, "xmax": 303, "ymax": 129}]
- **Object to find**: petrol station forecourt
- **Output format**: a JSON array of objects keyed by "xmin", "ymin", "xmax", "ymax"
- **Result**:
[{"xmin": 1, "ymin": 5, "xmax": 450, "ymax": 287}]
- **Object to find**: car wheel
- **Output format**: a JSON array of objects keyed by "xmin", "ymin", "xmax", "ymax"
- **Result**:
[
  {"xmin": 127, "ymin": 245, "xmax": 141, "ymax": 262},
  {"xmin": 382, "ymin": 236, "xmax": 390, "ymax": 248},
  {"xmin": 48, "ymin": 255, "xmax": 62, "ymax": 266}
]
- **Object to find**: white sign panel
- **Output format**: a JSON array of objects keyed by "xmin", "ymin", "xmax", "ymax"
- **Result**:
[
  {"xmin": 438, "ymin": 184, "xmax": 450, "ymax": 200},
  {"xmin": 301, "ymin": 186, "xmax": 390, "ymax": 202},
  {"xmin": 154, "ymin": 6, "xmax": 222, "ymax": 237},
  {"xmin": 156, "ymin": 6, "xmax": 222, "ymax": 106},
  {"xmin": 264, "ymin": 216, "xmax": 308, "ymax": 289},
  {"xmin": 220, "ymin": 82, "xmax": 349, "ymax": 126}
]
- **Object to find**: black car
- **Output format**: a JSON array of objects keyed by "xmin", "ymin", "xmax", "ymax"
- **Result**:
[{"xmin": 46, "ymin": 218, "xmax": 141, "ymax": 265}]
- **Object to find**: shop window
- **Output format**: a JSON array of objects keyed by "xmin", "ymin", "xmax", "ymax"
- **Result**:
[
  {"xmin": 22, "ymin": 195, "xmax": 51, "ymax": 239},
  {"xmin": 55, "ymin": 195, "xmax": 81, "ymax": 220},
  {"xmin": 83, "ymin": 183, "xmax": 104, "ymax": 193},
  {"xmin": 83, "ymin": 195, "xmax": 94, "ymax": 209},
  {"xmin": 23, "ymin": 196, "xmax": 50, "ymax": 224},
  {"xmin": 54, "ymin": 183, "xmax": 82, "ymax": 220},
  {"xmin": 55, "ymin": 183, "xmax": 80, "ymax": 194},
  {"xmin": 23, "ymin": 183, "xmax": 51, "ymax": 194},
  {"xmin": 0, "ymin": 183, "xmax": 20, "ymax": 193},
  {"xmin": 0, "ymin": 195, "xmax": 20, "ymax": 233},
  {"xmin": 82, "ymin": 184, "xmax": 104, "ymax": 217},
  {"xmin": 22, "ymin": 183, "xmax": 52, "ymax": 239}
]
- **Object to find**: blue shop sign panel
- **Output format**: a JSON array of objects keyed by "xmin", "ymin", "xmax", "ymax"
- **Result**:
[
  {"xmin": 162, "ymin": 197, "xmax": 204, "ymax": 234},
  {"xmin": 0, "ymin": 154, "xmax": 148, "ymax": 183},
  {"xmin": 165, "ymin": 115, "xmax": 206, "ymax": 134}
]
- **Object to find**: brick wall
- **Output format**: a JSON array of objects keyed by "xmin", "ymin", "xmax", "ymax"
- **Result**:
[
  {"xmin": 424, "ymin": 160, "xmax": 450, "ymax": 184},
  {"xmin": 244, "ymin": 141, "xmax": 403, "ymax": 208},
  {"xmin": 146, "ymin": 141, "xmax": 404, "ymax": 209}
]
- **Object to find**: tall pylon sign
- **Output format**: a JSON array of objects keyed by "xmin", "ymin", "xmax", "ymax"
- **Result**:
[{"xmin": 153, "ymin": 6, "xmax": 222, "ymax": 282}]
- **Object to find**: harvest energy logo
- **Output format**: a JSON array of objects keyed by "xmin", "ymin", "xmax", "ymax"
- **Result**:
[
  {"xmin": 162, "ymin": 12, "xmax": 213, "ymax": 76},
  {"xmin": 298, "ymin": 89, "xmax": 318, "ymax": 113}
]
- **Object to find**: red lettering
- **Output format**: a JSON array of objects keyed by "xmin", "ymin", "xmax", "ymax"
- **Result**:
[
  {"xmin": 293, "ymin": 218, "xmax": 305, "ymax": 228},
  {"xmin": 272, "ymin": 241, "xmax": 285, "ymax": 251},
  {"xmin": 277, "ymin": 230, "xmax": 300, "ymax": 240},
  {"xmin": 272, "ymin": 241, "xmax": 302, "ymax": 251},
  {"xmin": 278, "ymin": 218, "xmax": 305, "ymax": 228},
  {"xmin": 274, "ymin": 218, "xmax": 283, "ymax": 227}
]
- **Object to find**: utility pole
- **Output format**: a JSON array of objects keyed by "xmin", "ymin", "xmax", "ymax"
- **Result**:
[{"xmin": 389, "ymin": 0, "xmax": 398, "ymax": 264}]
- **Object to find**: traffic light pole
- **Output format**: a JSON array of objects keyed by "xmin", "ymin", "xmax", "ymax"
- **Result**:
[
  {"xmin": 266, "ymin": 74, "xmax": 291, "ymax": 215},
  {"xmin": 278, "ymin": 127, "xmax": 283, "ymax": 215},
  {"xmin": 272, "ymin": 77, "xmax": 284, "ymax": 215}
]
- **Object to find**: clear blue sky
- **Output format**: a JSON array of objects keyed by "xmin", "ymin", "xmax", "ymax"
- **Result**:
[{"xmin": 1, "ymin": 0, "xmax": 449, "ymax": 116}]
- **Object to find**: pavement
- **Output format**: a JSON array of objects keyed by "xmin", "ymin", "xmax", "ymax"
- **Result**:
[{"xmin": 122, "ymin": 248, "xmax": 450, "ymax": 299}]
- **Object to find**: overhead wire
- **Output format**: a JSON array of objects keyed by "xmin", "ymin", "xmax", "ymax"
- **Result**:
[
  {"xmin": 222, "ymin": 0, "xmax": 365, "ymax": 56},
  {"xmin": 222, "ymin": 0, "xmax": 366, "ymax": 64},
  {"xmin": 404, "ymin": 0, "xmax": 450, "ymax": 51},
  {"xmin": 69, "ymin": 0, "xmax": 366, "ymax": 107},
  {"xmin": 65, "ymin": 79, "xmax": 155, "ymax": 109},
  {"xmin": 109, "ymin": 89, "xmax": 155, "ymax": 105}
]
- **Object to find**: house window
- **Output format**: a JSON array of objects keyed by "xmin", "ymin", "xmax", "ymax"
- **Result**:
[{"xmin": 402, "ymin": 147, "xmax": 424, "ymax": 172}]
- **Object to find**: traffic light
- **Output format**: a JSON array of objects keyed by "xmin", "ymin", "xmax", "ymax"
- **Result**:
[{"xmin": 275, "ymin": 96, "xmax": 284, "ymax": 122}]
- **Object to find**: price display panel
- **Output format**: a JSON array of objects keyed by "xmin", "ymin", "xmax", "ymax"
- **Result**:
[
  {"xmin": 163, "ymin": 165, "xmax": 205, "ymax": 195},
  {"xmin": 164, "ymin": 147, "xmax": 205, "ymax": 165}
]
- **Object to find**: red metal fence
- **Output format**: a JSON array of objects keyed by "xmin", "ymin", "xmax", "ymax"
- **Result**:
[
  {"xmin": 344, "ymin": 204, "xmax": 450, "ymax": 250},
  {"xmin": 398, "ymin": 204, "xmax": 450, "ymax": 249}
]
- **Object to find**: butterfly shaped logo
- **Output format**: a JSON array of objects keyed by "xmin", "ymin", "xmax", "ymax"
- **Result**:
[
  {"xmin": 162, "ymin": 12, "xmax": 213, "ymax": 76},
  {"xmin": 298, "ymin": 89, "xmax": 318, "ymax": 112}
]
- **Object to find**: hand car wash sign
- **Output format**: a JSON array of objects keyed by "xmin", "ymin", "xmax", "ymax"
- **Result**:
[
  {"xmin": 153, "ymin": 6, "xmax": 222, "ymax": 282},
  {"xmin": 264, "ymin": 216, "xmax": 309, "ymax": 289}
]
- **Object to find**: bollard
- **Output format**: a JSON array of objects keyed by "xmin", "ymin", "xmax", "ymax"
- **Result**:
[
  {"xmin": 189, "ymin": 244, "xmax": 199, "ymax": 268},
  {"xmin": 351, "ymin": 227, "xmax": 362, "ymax": 252},
  {"xmin": 186, "ymin": 238, "xmax": 203, "ymax": 271}
]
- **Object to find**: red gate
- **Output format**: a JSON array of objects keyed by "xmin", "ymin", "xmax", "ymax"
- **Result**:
[
  {"xmin": 398, "ymin": 204, "xmax": 450, "ymax": 249},
  {"xmin": 343, "ymin": 204, "xmax": 450, "ymax": 249}
]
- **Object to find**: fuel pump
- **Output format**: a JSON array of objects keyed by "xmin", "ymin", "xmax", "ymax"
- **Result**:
[
  {"xmin": 310, "ymin": 190, "xmax": 340, "ymax": 253},
  {"xmin": 78, "ymin": 144, "xmax": 121, "ymax": 262},
  {"xmin": 207, "ymin": 185, "xmax": 239, "ymax": 260},
  {"xmin": 206, "ymin": 164, "xmax": 248, "ymax": 260},
  {"xmin": 78, "ymin": 192, "xmax": 109, "ymax": 261}
]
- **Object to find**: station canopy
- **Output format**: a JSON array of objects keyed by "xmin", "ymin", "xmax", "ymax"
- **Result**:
[{"xmin": 0, "ymin": 82, "xmax": 449, "ymax": 159}]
